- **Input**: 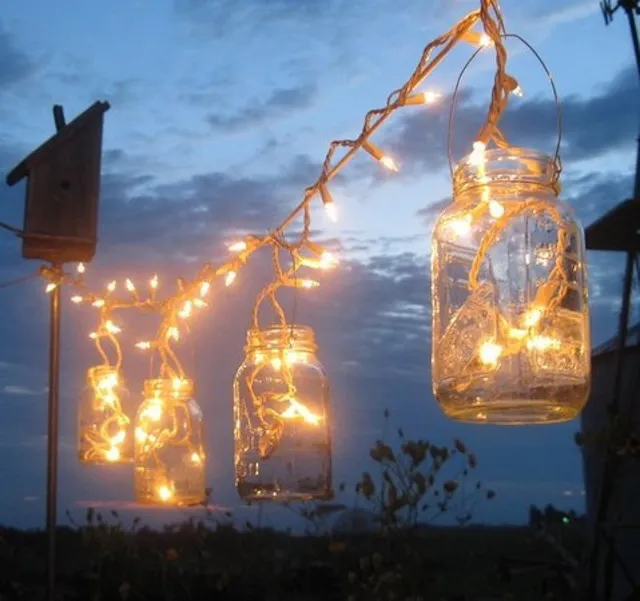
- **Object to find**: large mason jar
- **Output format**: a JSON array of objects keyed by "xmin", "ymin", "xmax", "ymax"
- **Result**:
[
  {"xmin": 78, "ymin": 365, "xmax": 132, "ymax": 464},
  {"xmin": 134, "ymin": 378, "xmax": 206, "ymax": 505},
  {"xmin": 234, "ymin": 324, "xmax": 332, "ymax": 501},
  {"xmin": 431, "ymin": 147, "xmax": 590, "ymax": 424}
]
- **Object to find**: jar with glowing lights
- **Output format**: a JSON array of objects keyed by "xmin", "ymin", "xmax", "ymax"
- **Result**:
[
  {"xmin": 134, "ymin": 378, "xmax": 205, "ymax": 505},
  {"xmin": 79, "ymin": 365, "xmax": 132, "ymax": 464},
  {"xmin": 233, "ymin": 325, "xmax": 332, "ymax": 502},
  {"xmin": 431, "ymin": 147, "xmax": 590, "ymax": 424}
]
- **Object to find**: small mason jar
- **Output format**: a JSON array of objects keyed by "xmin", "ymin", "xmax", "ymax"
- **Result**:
[
  {"xmin": 233, "ymin": 324, "xmax": 332, "ymax": 501},
  {"xmin": 431, "ymin": 147, "xmax": 590, "ymax": 424},
  {"xmin": 78, "ymin": 365, "xmax": 132, "ymax": 464},
  {"xmin": 134, "ymin": 378, "xmax": 206, "ymax": 505}
]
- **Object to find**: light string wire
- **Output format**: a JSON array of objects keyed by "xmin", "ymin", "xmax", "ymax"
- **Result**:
[
  {"xmin": 39, "ymin": 0, "xmax": 578, "ymax": 474},
  {"xmin": 40, "ymin": 3, "xmax": 506, "ymax": 382}
]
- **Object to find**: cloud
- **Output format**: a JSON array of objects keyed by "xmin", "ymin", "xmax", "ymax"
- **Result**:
[
  {"xmin": 206, "ymin": 84, "xmax": 316, "ymax": 133},
  {"xmin": 386, "ymin": 64, "xmax": 638, "ymax": 177},
  {"xmin": 565, "ymin": 169, "xmax": 636, "ymax": 225},
  {"xmin": 530, "ymin": 0, "xmax": 600, "ymax": 28},
  {"xmin": 0, "ymin": 23, "xmax": 34, "ymax": 89},
  {"xmin": 2, "ymin": 385, "xmax": 44, "ymax": 396}
]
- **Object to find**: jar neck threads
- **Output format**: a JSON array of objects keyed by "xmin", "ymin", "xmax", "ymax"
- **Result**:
[
  {"xmin": 245, "ymin": 325, "xmax": 317, "ymax": 355},
  {"xmin": 143, "ymin": 377, "xmax": 194, "ymax": 401},
  {"xmin": 453, "ymin": 147, "xmax": 558, "ymax": 198}
]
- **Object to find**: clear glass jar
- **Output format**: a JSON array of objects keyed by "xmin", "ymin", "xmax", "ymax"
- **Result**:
[
  {"xmin": 78, "ymin": 365, "xmax": 132, "ymax": 464},
  {"xmin": 431, "ymin": 147, "xmax": 590, "ymax": 424},
  {"xmin": 134, "ymin": 378, "xmax": 205, "ymax": 505},
  {"xmin": 234, "ymin": 325, "xmax": 332, "ymax": 501}
]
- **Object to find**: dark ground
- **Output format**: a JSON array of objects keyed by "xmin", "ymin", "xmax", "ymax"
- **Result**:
[{"xmin": 0, "ymin": 516, "xmax": 585, "ymax": 601}]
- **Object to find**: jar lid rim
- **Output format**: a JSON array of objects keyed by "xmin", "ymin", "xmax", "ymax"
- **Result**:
[
  {"xmin": 246, "ymin": 324, "xmax": 314, "ymax": 336},
  {"xmin": 143, "ymin": 377, "xmax": 195, "ymax": 391},
  {"xmin": 454, "ymin": 146, "xmax": 555, "ymax": 172}
]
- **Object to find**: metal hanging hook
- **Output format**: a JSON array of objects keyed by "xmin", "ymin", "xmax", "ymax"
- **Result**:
[{"xmin": 447, "ymin": 33, "xmax": 563, "ymax": 183}]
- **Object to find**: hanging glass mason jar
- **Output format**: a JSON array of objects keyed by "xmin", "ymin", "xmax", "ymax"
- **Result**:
[
  {"xmin": 431, "ymin": 147, "xmax": 590, "ymax": 424},
  {"xmin": 134, "ymin": 378, "xmax": 205, "ymax": 505},
  {"xmin": 234, "ymin": 324, "xmax": 332, "ymax": 501},
  {"xmin": 79, "ymin": 365, "xmax": 132, "ymax": 464}
]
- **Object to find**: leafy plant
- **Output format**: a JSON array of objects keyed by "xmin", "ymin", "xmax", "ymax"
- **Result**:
[{"xmin": 355, "ymin": 413, "xmax": 495, "ymax": 532}]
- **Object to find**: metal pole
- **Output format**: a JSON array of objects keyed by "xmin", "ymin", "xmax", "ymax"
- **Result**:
[
  {"xmin": 46, "ymin": 268, "xmax": 62, "ymax": 601},
  {"xmin": 589, "ymin": 4, "xmax": 640, "ymax": 598},
  {"xmin": 588, "ymin": 250, "xmax": 635, "ymax": 600},
  {"xmin": 621, "ymin": 0, "xmax": 640, "ymax": 81}
]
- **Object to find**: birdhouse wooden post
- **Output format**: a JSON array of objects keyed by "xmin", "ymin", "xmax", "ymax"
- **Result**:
[{"xmin": 5, "ymin": 101, "xmax": 110, "ymax": 264}]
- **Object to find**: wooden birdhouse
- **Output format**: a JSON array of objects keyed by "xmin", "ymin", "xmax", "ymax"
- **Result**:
[{"xmin": 5, "ymin": 101, "xmax": 110, "ymax": 264}]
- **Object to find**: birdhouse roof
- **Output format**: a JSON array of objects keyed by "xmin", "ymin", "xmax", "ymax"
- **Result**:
[{"xmin": 5, "ymin": 101, "xmax": 110, "ymax": 187}]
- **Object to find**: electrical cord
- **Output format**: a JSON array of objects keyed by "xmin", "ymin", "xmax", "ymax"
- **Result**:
[{"xmin": 0, "ymin": 271, "xmax": 39, "ymax": 289}]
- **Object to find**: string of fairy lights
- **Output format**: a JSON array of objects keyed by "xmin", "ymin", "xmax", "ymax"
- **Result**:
[{"xmin": 36, "ymin": 0, "xmax": 591, "ymax": 506}]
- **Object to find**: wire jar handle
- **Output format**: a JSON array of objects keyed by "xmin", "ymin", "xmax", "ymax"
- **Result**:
[{"xmin": 447, "ymin": 33, "xmax": 563, "ymax": 184}]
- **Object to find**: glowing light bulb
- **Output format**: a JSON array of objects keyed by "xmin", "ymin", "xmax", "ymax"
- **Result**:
[
  {"xmin": 167, "ymin": 326, "xmax": 180, "ymax": 341},
  {"xmin": 362, "ymin": 141, "xmax": 398, "ymax": 172},
  {"xmin": 71, "ymin": 295, "xmax": 83, "ymax": 303},
  {"xmin": 136, "ymin": 341, "xmax": 151, "ymax": 350},
  {"xmin": 191, "ymin": 452, "xmax": 202, "ymax": 464},
  {"xmin": 522, "ymin": 308, "xmax": 543, "ymax": 328},
  {"xmin": 421, "ymin": 91, "xmax": 440, "ymax": 104},
  {"xmin": 146, "ymin": 404, "xmax": 162, "ymax": 421},
  {"xmin": 150, "ymin": 274, "xmax": 159, "ymax": 289},
  {"xmin": 508, "ymin": 328, "xmax": 527, "ymax": 340},
  {"xmin": 488, "ymin": 200, "xmax": 504, "ymax": 218},
  {"xmin": 281, "ymin": 398, "xmax": 321, "ymax": 425},
  {"xmin": 380, "ymin": 155, "xmax": 399, "ymax": 171},
  {"xmin": 105, "ymin": 447, "xmax": 120, "ymax": 462},
  {"xmin": 200, "ymin": 281, "xmax": 210, "ymax": 296},
  {"xmin": 45, "ymin": 282, "xmax": 57, "ymax": 293},
  {"xmin": 449, "ymin": 214, "xmax": 472, "ymax": 237},
  {"xmin": 469, "ymin": 141, "xmax": 486, "ymax": 166},
  {"xmin": 225, "ymin": 271, "xmax": 237, "ymax": 287},
  {"xmin": 526, "ymin": 336, "xmax": 560, "ymax": 352},
  {"xmin": 479, "ymin": 340, "xmax": 502, "ymax": 366},
  {"xmin": 271, "ymin": 357, "xmax": 282, "ymax": 371},
  {"xmin": 178, "ymin": 301, "xmax": 192, "ymax": 319},
  {"xmin": 229, "ymin": 241, "xmax": 247, "ymax": 252},
  {"xmin": 92, "ymin": 299, "xmax": 105, "ymax": 308},
  {"xmin": 77, "ymin": 263, "xmax": 86, "ymax": 274},
  {"xmin": 158, "ymin": 485, "xmax": 173, "ymax": 502},
  {"xmin": 319, "ymin": 251, "xmax": 338, "ymax": 268},
  {"xmin": 172, "ymin": 378, "xmax": 185, "ymax": 390},
  {"xmin": 111, "ymin": 430, "xmax": 126, "ymax": 446},
  {"xmin": 285, "ymin": 350, "xmax": 301, "ymax": 364},
  {"xmin": 479, "ymin": 33, "xmax": 492, "ymax": 47},
  {"xmin": 105, "ymin": 320, "xmax": 121, "ymax": 334},
  {"xmin": 324, "ymin": 201, "xmax": 338, "ymax": 222},
  {"xmin": 299, "ymin": 279, "xmax": 320, "ymax": 288},
  {"xmin": 107, "ymin": 281, "xmax": 116, "ymax": 292},
  {"xmin": 135, "ymin": 427, "xmax": 147, "ymax": 442},
  {"xmin": 320, "ymin": 184, "xmax": 338, "ymax": 222}
]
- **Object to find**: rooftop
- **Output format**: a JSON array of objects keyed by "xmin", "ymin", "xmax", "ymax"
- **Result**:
[{"xmin": 593, "ymin": 322, "xmax": 640, "ymax": 356}]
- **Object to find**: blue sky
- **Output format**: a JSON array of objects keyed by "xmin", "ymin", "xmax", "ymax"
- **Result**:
[{"xmin": 0, "ymin": 0, "xmax": 637, "ymax": 529}]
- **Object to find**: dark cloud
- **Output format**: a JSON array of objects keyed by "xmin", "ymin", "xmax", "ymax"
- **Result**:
[
  {"xmin": 387, "ymin": 64, "xmax": 638, "ymax": 176},
  {"xmin": 564, "ymin": 169, "xmax": 636, "ymax": 226},
  {"xmin": 206, "ymin": 84, "xmax": 316, "ymax": 133},
  {"xmin": 0, "ymin": 23, "xmax": 34, "ymax": 88}
]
